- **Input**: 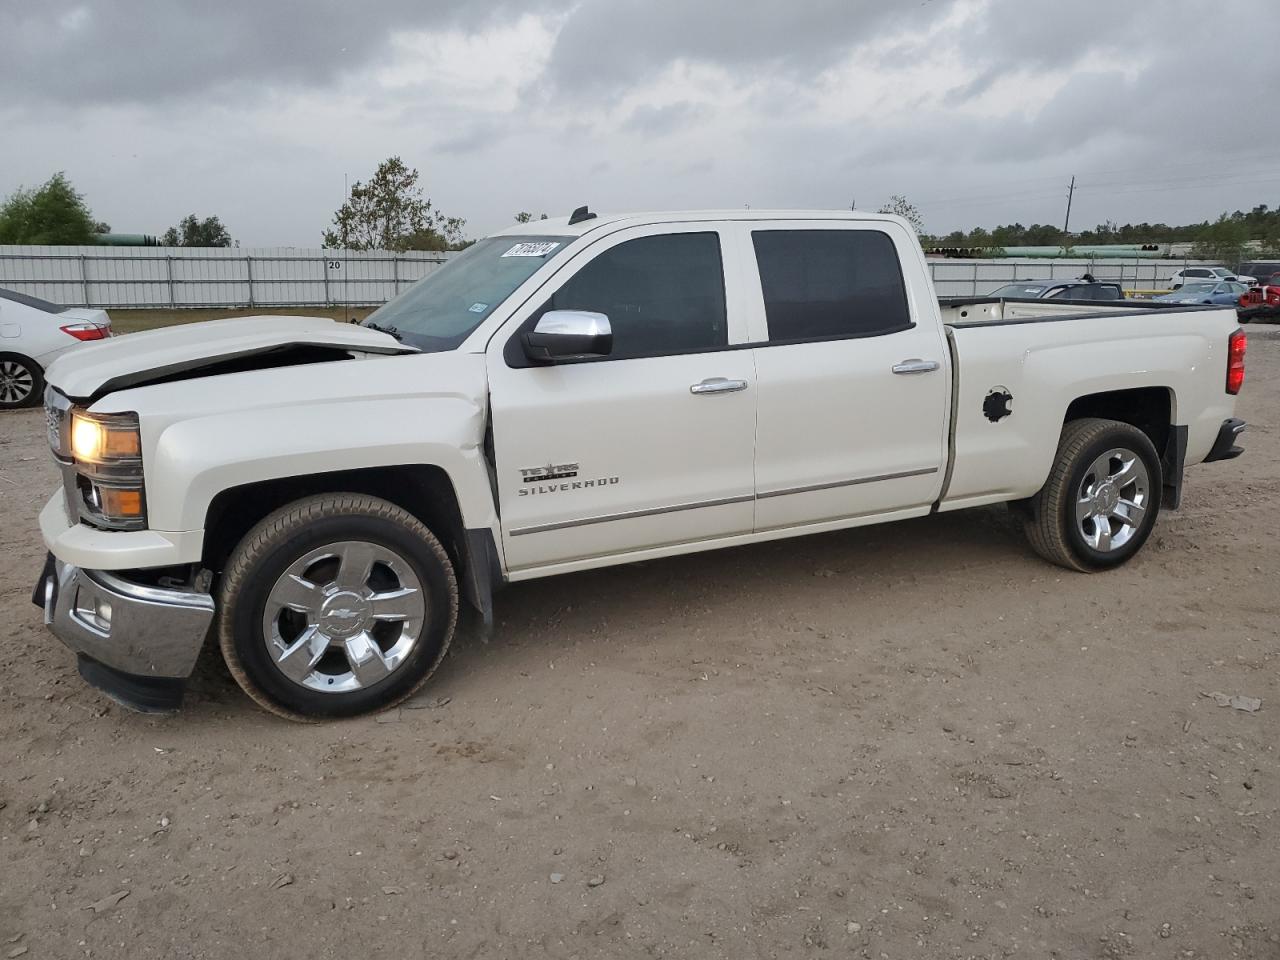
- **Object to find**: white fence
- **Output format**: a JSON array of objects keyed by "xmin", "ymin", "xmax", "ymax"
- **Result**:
[
  {"xmin": 0, "ymin": 245, "xmax": 1214, "ymax": 309},
  {"xmin": 0, "ymin": 246, "xmax": 453, "ymax": 309}
]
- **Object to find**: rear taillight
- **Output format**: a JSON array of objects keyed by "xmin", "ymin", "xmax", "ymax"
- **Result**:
[
  {"xmin": 1227, "ymin": 329, "xmax": 1246, "ymax": 395},
  {"xmin": 60, "ymin": 322, "xmax": 108, "ymax": 341}
]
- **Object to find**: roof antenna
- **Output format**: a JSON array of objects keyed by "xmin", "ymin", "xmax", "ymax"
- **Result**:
[{"xmin": 568, "ymin": 205, "xmax": 597, "ymax": 225}]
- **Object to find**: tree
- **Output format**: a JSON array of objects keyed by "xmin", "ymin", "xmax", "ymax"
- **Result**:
[
  {"xmin": 161, "ymin": 214, "xmax": 232, "ymax": 247},
  {"xmin": 514, "ymin": 212, "xmax": 548, "ymax": 223},
  {"xmin": 876, "ymin": 194, "xmax": 924, "ymax": 235},
  {"xmin": 0, "ymin": 172, "xmax": 99, "ymax": 244},
  {"xmin": 322, "ymin": 157, "xmax": 466, "ymax": 251},
  {"xmin": 1189, "ymin": 214, "xmax": 1250, "ymax": 266}
]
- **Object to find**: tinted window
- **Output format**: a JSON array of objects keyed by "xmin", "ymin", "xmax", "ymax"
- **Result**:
[
  {"xmin": 1095, "ymin": 285, "xmax": 1123, "ymax": 300},
  {"xmin": 539, "ymin": 232, "xmax": 727, "ymax": 359},
  {"xmin": 752, "ymin": 230, "xmax": 911, "ymax": 341},
  {"xmin": 990, "ymin": 283, "xmax": 1049, "ymax": 298}
]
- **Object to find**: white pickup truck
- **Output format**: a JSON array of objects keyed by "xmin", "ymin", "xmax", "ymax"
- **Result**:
[{"xmin": 32, "ymin": 209, "xmax": 1248, "ymax": 719}]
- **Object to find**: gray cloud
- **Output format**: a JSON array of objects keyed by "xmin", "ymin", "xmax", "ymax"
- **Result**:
[
  {"xmin": 2, "ymin": 0, "xmax": 1278, "ymax": 244},
  {"xmin": 0, "ymin": 0, "xmax": 557, "ymax": 105},
  {"xmin": 624, "ymin": 102, "xmax": 707, "ymax": 136},
  {"xmin": 540, "ymin": 0, "xmax": 947, "ymax": 94}
]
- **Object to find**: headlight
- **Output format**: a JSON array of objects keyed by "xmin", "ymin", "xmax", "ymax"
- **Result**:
[
  {"xmin": 72, "ymin": 414, "xmax": 141, "ymax": 462},
  {"xmin": 69, "ymin": 410, "xmax": 146, "ymax": 529}
]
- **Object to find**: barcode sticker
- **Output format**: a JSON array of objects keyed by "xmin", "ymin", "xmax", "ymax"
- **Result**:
[{"xmin": 501, "ymin": 241, "xmax": 560, "ymax": 258}]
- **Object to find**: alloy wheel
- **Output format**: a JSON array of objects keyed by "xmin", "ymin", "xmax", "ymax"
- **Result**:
[
  {"xmin": 1074, "ymin": 447, "xmax": 1150, "ymax": 552},
  {"xmin": 262, "ymin": 540, "xmax": 426, "ymax": 693}
]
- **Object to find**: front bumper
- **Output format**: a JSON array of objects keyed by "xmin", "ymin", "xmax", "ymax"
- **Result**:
[{"xmin": 34, "ymin": 555, "xmax": 214, "ymax": 711}]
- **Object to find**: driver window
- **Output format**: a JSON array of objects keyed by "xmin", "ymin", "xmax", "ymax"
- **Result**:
[{"xmin": 539, "ymin": 232, "xmax": 727, "ymax": 360}]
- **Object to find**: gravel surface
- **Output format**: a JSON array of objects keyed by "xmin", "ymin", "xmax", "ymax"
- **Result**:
[{"xmin": 1, "ymin": 329, "xmax": 1277, "ymax": 959}]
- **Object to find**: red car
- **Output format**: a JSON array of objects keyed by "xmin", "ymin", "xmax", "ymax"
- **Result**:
[{"xmin": 1239, "ymin": 273, "xmax": 1280, "ymax": 322}]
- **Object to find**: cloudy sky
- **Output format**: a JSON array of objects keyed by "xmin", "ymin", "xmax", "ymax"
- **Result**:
[{"xmin": 3, "ymin": 0, "xmax": 1278, "ymax": 246}]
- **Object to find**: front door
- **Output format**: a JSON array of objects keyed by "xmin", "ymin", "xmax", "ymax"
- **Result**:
[
  {"xmin": 487, "ymin": 224, "xmax": 758, "ymax": 575},
  {"xmin": 741, "ymin": 221, "xmax": 951, "ymax": 532}
]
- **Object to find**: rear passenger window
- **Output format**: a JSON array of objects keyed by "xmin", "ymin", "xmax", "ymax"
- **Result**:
[
  {"xmin": 539, "ymin": 232, "xmax": 727, "ymax": 359},
  {"xmin": 752, "ymin": 230, "xmax": 911, "ymax": 341}
]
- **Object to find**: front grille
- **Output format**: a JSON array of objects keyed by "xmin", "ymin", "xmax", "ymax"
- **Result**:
[
  {"xmin": 45, "ymin": 403, "xmax": 60, "ymax": 450},
  {"xmin": 43, "ymin": 388, "xmax": 72, "ymax": 461}
]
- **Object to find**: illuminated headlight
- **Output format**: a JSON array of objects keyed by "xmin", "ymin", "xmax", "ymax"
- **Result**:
[{"xmin": 69, "ymin": 410, "xmax": 146, "ymax": 530}]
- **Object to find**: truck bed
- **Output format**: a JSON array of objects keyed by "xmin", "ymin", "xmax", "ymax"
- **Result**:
[{"xmin": 937, "ymin": 299, "xmax": 1240, "ymax": 513}]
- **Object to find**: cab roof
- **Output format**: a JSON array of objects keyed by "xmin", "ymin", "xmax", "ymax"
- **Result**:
[{"xmin": 491, "ymin": 209, "xmax": 909, "ymax": 239}]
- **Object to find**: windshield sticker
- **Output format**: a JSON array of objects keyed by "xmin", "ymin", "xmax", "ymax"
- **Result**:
[
  {"xmin": 468, "ymin": 302, "xmax": 488, "ymax": 313},
  {"xmin": 501, "ymin": 241, "xmax": 560, "ymax": 258}
]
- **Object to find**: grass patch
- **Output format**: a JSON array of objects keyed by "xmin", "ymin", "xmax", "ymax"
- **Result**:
[{"xmin": 109, "ymin": 306, "xmax": 377, "ymax": 335}]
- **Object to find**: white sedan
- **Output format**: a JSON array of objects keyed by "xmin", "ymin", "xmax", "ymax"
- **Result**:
[
  {"xmin": 0, "ymin": 289, "xmax": 112, "ymax": 408},
  {"xmin": 1168, "ymin": 266, "xmax": 1256, "ymax": 288}
]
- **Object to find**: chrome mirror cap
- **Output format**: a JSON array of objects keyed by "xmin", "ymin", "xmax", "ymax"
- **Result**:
[
  {"xmin": 534, "ymin": 310, "xmax": 611, "ymax": 338},
  {"xmin": 523, "ymin": 310, "xmax": 612, "ymax": 363}
]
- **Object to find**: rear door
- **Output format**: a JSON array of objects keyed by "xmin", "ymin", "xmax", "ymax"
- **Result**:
[
  {"xmin": 741, "ymin": 221, "xmax": 950, "ymax": 532},
  {"xmin": 486, "ymin": 224, "xmax": 758, "ymax": 575}
]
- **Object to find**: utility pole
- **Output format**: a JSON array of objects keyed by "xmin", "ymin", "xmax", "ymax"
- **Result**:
[{"xmin": 1062, "ymin": 175, "xmax": 1076, "ymax": 236}]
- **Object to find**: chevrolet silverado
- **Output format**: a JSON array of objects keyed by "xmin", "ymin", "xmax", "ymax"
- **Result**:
[{"xmin": 32, "ymin": 209, "xmax": 1248, "ymax": 719}]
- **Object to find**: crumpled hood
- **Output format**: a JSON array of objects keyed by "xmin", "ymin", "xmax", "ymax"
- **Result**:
[{"xmin": 45, "ymin": 315, "xmax": 413, "ymax": 400}]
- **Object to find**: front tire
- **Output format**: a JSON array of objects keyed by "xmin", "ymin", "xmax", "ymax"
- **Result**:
[
  {"xmin": 0, "ymin": 354, "xmax": 43, "ymax": 409},
  {"xmin": 1022, "ymin": 418, "xmax": 1162, "ymax": 572},
  {"xmin": 218, "ymin": 493, "xmax": 458, "ymax": 721}
]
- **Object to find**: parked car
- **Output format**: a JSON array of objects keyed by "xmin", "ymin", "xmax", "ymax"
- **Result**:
[
  {"xmin": 1238, "ymin": 261, "xmax": 1280, "ymax": 286},
  {"xmin": 1238, "ymin": 275, "xmax": 1280, "ymax": 322},
  {"xmin": 32, "ymin": 209, "xmax": 1246, "ymax": 719},
  {"xmin": 1152, "ymin": 281, "xmax": 1249, "ymax": 305},
  {"xmin": 0, "ymin": 289, "xmax": 112, "ymax": 409},
  {"xmin": 987, "ymin": 280, "xmax": 1124, "ymax": 301},
  {"xmin": 1167, "ymin": 266, "xmax": 1255, "ymax": 288}
]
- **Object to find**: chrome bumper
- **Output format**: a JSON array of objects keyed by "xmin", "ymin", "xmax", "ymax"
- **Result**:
[{"xmin": 38, "ymin": 557, "xmax": 214, "ymax": 680}]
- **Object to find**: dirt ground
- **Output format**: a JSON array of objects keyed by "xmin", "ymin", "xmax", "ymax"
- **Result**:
[{"xmin": 1, "ymin": 330, "xmax": 1277, "ymax": 960}]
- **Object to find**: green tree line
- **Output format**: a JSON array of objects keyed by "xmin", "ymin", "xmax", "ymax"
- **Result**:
[
  {"xmin": 6, "ymin": 166, "xmax": 1278, "ymax": 262},
  {"xmin": 0, "ymin": 171, "xmax": 235, "ymax": 247},
  {"xmin": 929, "ymin": 204, "xmax": 1280, "ymax": 261}
]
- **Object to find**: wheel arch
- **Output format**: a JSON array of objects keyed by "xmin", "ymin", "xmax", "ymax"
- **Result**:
[
  {"xmin": 202, "ymin": 465, "xmax": 501, "ymax": 624},
  {"xmin": 1062, "ymin": 385, "xmax": 1184, "ymax": 508}
]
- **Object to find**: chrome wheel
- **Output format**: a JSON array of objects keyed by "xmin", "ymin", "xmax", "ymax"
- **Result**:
[
  {"xmin": 1075, "ymin": 447, "xmax": 1149, "ymax": 553},
  {"xmin": 262, "ymin": 540, "xmax": 426, "ymax": 693},
  {"xmin": 0, "ymin": 360, "xmax": 34, "ymax": 405}
]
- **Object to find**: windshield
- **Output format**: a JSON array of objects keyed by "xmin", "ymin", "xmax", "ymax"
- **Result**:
[
  {"xmin": 363, "ymin": 235, "xmax": 573, "ymax": 351},
  {"xmin": 1176, "ymin": 283, "xmax": 1217, "ymax": 295},
  {"xmin": 989, "ymin": 284, "xmax": 1047, "ymax": 298}
]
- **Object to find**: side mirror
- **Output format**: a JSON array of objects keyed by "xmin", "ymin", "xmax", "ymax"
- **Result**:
[{"xmin": 522, "ymin": 310, "xmax": 612, "ymax": 363}]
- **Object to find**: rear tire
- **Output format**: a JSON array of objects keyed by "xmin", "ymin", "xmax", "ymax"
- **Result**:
[
  {"xmin": 218, "ymin": 493, "xmax": 458, "ymax": 721},
  {"xmin": 1023, "ymin": 418, "xmax": 1162, "ymax": 572},
  {"xmin": 0, "ymin": 354, "xmax": 43, "ymax": 409}
]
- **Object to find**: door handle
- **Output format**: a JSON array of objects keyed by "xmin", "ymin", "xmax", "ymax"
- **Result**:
[
  {"xmin": 690, "ymin": 377, "xmax": 749, "ymax": 395},
  {"xmin": 891, "ymin": 359, "xmax": 941, "ymax": 375}
]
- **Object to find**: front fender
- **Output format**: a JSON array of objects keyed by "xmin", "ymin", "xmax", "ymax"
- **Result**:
[{"xmin": 146, "ymin": 396, "xmax": 496, "ymax": 543}]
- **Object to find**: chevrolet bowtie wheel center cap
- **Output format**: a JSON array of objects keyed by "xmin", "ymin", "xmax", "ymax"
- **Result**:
[{"xmin": 319, "ymin": 591, "xmax": 372, "ymax": 637}]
